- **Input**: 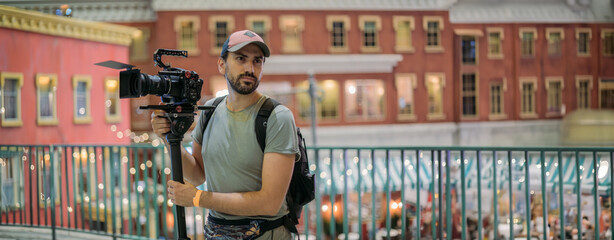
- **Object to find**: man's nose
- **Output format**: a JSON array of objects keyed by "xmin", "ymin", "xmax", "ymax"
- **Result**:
[{"xmin": 243, "ymin": 61, "xmax": 254, "ymax": 72}]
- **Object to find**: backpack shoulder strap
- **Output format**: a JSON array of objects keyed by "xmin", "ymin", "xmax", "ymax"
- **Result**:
[
  {"xmin": 202, "ymin": 96, "xmax": 226, "ymax": 136},
  {"xmin": 255, "ymin": 97, "xmax": 280, "ymax": 152}
]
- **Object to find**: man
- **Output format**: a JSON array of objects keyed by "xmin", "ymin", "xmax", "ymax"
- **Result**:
[{"xmin": 151, "ymin": 30, "xmax": 299, "ymax": 239}]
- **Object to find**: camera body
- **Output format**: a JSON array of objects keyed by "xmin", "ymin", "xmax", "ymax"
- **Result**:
[{"xmin": 118, "ymin": 49, "xmax": 203, "ymax": 105}]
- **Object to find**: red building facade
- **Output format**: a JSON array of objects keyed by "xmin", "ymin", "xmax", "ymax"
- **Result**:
[{"xmin": 0, "ymin": 6, "xmax": 137, "ymax": 145}]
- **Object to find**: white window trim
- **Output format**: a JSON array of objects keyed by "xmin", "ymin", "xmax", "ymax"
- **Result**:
[{"xmin": 174, "ymin": 15, "xmax": 201, "ymax": 56}]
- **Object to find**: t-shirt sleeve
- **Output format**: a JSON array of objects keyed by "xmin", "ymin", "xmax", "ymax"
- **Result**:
[
  {"xmin": 265, "ymin": 106, "xmax": 299, "ymax": 158},
  {"xmin": 191, "ymin": 98, "xmax": 217, "ymax": 145}
]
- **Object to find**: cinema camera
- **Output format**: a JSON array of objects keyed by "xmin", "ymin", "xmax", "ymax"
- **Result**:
[{"xmin": 96, "ymin": 49, "xmax": 210, "ymax": 240}]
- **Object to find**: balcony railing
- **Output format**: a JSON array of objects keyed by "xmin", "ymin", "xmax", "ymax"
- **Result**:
[{"xmin": 0, "ymin": 145, "xmax": 612, "ymax": 240}]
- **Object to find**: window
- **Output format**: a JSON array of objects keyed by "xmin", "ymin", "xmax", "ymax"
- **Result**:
[
  {"xmin": 423, "ymin": 16, "xmax": 444, "ymax": 52},
  {"xmin": 395, "ymin": 74, "xmax": 417, "ymax": 120},
  {"xmin": 576, "ymin": 76, "xmax": 592, "ymax": 109},
  {"xmin": 520, "ymin": 28, "xmax": 537, "ymax": 57},
  {"xmin": 546, "ymin": 28, "xmax": 564, "ymax": 57},
  {"xmin": 489, "ymin": 79, "xmax": 507, "ymax": 119},
  {"xmin": 345, "ymin": 79, "xmax": 385, "ymax": 121},
  {"xmin": 36, "ymin": 74, "xmax": 58, "ymax": 125},
  {"xmin": 258, "ymin": 81, "xmax": 292, "ymax": 106},
  {"xmin": 73, "ymin": 75, "xmax": 92, "ymax": 124},
  {"xmin": 105, "ymin": 77, "xmax": 121, "ymax": 123},
  {"xmin": 327, "ymin": 15, "xmax": 350, "ymax": 53},
  {"xmin": 38, "ymin": 149, "xmax": 61, "ymax": 206},
  {"xmin": 600, "ymin": 79, "xmax": 614, "ymax": 109},
  {"xmin": 174, "ymin": 16, "xmax": 200, "ymax": 56},
  {"xmin": 130, "ymin": 27, "xmax": 150, "ymax": 62},
  {"xmin": 0, "ymin": 147, "xmax": 24, "ymax": 208},
  {"xmin": 546, "ymin": 77, "xmax": 564, "ymax": 115},
  {"xmin": 520, "ymin": 77, "xmax": 538, "ymax": 118},
  {"xmin": 425, "ymin": 73, "xmax": 445, "ymax": 119},
  {"xmin": 296, "ymin": 80, "xmax": 340, "ymax": 122},
  {"xmin": 576, "ymin": 28, "xmax": 591, "ymax": 56},
  {"xmin": 359, "ymin": 16, "xmax": 381, "ymax": 52},
  {"xmin": 461, "ymin": 36, "xmax": 477, "ymax": 65},
  {"xmin": 279, "ymin": 15, "xmax": 304, "ymax": 53},
  {"xmin": 462, "ymin": 73, "xmax": 477, "ymax": 117},
  {"xmin": 1, "ymin": 72, "xmax": 23, "ymax": 127},
  {"xmin": 487, "ymin": 28, "xmax": 504, "ymax": 59},
  {"xmin": 209, "ymin": 16, "xmax": 234, "ymax": 55},
  {"xmin": 393, "ymin": 16, "xmax": 415, "ymax": 53},
  {"xmin": 602, "ymin": 29, "xmax": 614, "ymax": 56},
  {"xmin": 246, "ymin": 15, "xmax": 271, "ymax": 43}
]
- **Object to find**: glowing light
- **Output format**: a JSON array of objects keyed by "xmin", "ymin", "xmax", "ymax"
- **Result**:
[
  {"xmin": 67, "ymin": 207, "xmax": 73, "ymax": 213},
  {"xmin": 164, "ymin": 168, "xmax": 171, "ymax": 175},
  {"xmin": 346, "ymin": 169, "xmax": 352, "ymax": 176},
  {"xmin": 84, "ymin": 196, "xmax": 90, "ymax": 202},
  {"xmin": 123, "ymin": 198, "xmax": 128, "ymax": 205},
  {"xmin": 99, "ymin": 203, "xmax": 105, "ymax": 209},
  {"xmin": 117, "ymin": 132, "xmax": 124, "ymax": 139},
  {"xmin": 137, "ymin": 186, "xmax": 143, "ymax": 192},
  {"xmin": 348, "ymin": 85, "xmax": 356, "ymax": 94},
  {"xmin": 309, "ymin": 164, "xmax": 316, "ymax": 171},
  {"xmin": 146, "ymin": 160, "xmax": 152, "ymax": 168},
  {"xmin": 367, "ymin": 164, "xmax": 373, "ymax": 170},
  {"xmin": 353, "ymin": 157, "xmax": 359, "ymax": 164},
  {"xmin": 320, "ymin": 172, "xmax": 327, "ymax": 179},
  {"xmin": 362, "ymin": 169, "xmax": 368, "ymax": 175},
  {"xmin": 130, "ymin": 168, "xmax": 136, "ymax": 175},
  {"xmin": 110, "ymin": 125, "xmax": 117, "ymax": 132},
  {"xmin": 167, "ymin": 199, "xmax": 173, "ymax": 207},
  {"xmin": 391, "ymin": 202, "xmax": 399, "ymax": 209},
  {"xmin": 158, "ymin": 195, "xmax": 165, "ymax": 203},
  {"xmin": 140, "ymin": 163, "xmax": 146, "ymax": 170},
  {"xmin": 98, "ymin": 184, "xmax": 104, "ymax": 190},
  {"xmin": 322, "ymin": 205, "xmax": 329, "ymax": 212}
]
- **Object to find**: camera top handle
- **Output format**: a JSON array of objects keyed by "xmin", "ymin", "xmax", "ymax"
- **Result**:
[{"xmin": 154, "ymin": 49, "xmax": 188, "ymax": 70}]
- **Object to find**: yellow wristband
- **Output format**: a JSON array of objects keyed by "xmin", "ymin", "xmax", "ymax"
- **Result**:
[{"xmin": 193, "ymin": 190, "xmax": 203, "ymax": 207}]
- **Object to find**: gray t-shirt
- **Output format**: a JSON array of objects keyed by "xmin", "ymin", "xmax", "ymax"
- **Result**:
[{"xmin": 191, "ymin": 95, "xmax": 299, "ymax": 220}]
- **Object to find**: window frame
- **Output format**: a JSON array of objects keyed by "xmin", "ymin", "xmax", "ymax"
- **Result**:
[
  {"xmin": 545, "ymin": 77, "xmax": 564, "ymax": 117},
  {"xmin": 130, "ymin": 27, "xmax": 151, "ymax": 62},
  {"xmin": 72, "ymin": 75, "xmax": 92, "ymax": 124},
  {"xmin": 519, "ymin": 77, "xmax": 538, "ymax": 118},
  {"xmin": 546, "ymin": 28, "xmax": 564, "ymax": 57},
  {"xmin": 395, "ymin": 73, "xmax": 417, "ymax": 121},
  {"xmin": 208, "ymin": 15, "xmax": 235, "ymax": 56},
  {"xmin": 460, "ymin": 35, "xmax": 478, "ymax": 65},
  {"xmin": 599, "ymin": 78, "xmax": 614, "ymax": 109},
  {"xmin": 358, "ymin": 15, "xmax": 382, "ymax": 53},
  {"xmin": 425, "ymin": 72, "xmax": 446, "ymax": 120},
  {"xmin": 487, "ymin": 27, "xmax": 504, "ymax": 59},
  {"xmin": 576, "ymin": 75, "xmax": 592, "ymax": 109},
  {"xmin": 344, "ymin": 79, "xmax": 386, "ymax": 122},
  {"xmin": 576, "ymin": 28, "xmax": 592, "ymax": 57},
  {"xmin": 519, "ymin": 28, "xmax": 538, "ymax": 58},
  {"xmin": 246, "ymin": 15, "xmax": 272, "ymax": 44},
  {"xmin": 36, "ymin": 73, "xmax": 58, "ymax": 126},
  {"xmin": 423, "ymin": 16, "xmax": 444, "ymax": 53},
  {"xmin": 602, "ymin": 28, "xmax": 614, "ymax": 56},
  {"xmin": 1, "ymin": 72, "xmax": 24, "ymax": 127},
  {"xmin": 393, "ymin": 16, "xmax": 415, "ymax": 53},
  {"xmin": 461, "ymin": 72, "xmax": 479, "ymax": 119},
  {"xmin": 104, "ymin": 77, "xmax": 121, "ymax": 123},
  {"xmin": 279, "ymin": 15, "xmax": 305, "ymax": 54},
  {"xmin": 489, "ymin": 78, "xmax": 508, "ymax": 120},
  {"xmin": 327, "ymin": 15, "xmax": 351, "ymax": 53},
  {"xmin": 174, "ymin": 15, "xmax": 201, "ymax": 56}
]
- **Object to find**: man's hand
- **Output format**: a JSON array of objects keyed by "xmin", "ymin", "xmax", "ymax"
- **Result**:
[
  {"xmin": 151, "ymin": 109, "xmax": 170, "ymax": 139},
  {"xmin": 167, "ymin": 180, "xmax": 198, "ymax": 207}
]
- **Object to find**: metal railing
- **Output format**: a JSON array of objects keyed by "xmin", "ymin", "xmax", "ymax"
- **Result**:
[{"xmin": 0, "ymin": 145, "xmax": 612, "ymax": 240}]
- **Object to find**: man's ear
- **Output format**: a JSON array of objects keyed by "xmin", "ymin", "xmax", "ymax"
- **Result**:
[{"xmin": 217, "ymin": 58, "xmax": 226, "ymax": 75}]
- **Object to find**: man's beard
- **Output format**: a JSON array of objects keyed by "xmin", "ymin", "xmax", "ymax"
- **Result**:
[{"xmin": 226, "ymin": 72, "xmax": 259, "ymax": 95}]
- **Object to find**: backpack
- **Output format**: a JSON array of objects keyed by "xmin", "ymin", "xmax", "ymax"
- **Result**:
[{"xmin": 201, "ymin": 96, "xmax": 315, "ymax": 233}]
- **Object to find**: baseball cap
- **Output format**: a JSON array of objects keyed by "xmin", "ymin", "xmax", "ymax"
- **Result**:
[{"xmin": 220, "ymin": 30, "xmax": 270, "ymax": 58}]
